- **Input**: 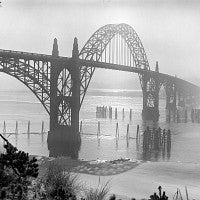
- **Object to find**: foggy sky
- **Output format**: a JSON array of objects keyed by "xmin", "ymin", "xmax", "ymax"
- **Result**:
[{"xmin": 0, "ymin": 0, "xmax": 200, "ymax": 90}]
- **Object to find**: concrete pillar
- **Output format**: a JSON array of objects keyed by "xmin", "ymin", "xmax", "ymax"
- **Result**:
[
  {"xmin": 47, "ymin": 38, "xmax": 81, "ymax": 158},
  {"xmin": 165, "ymin": 87, "xmax": 170, "ymax": 110},
  {"xmin": 142, "ymin": 62, "xmax": 160, "ymax": 121},
  {"xmin": 154, "ymin": 61, "xmax": 160, "ymax": 112},
  {"xmin": 71, "ymin": 37, "xmax": 80, "ymax": 135},
  {"xmin": 50, "ymin": 38, "xmax": 59, "ymax": 131},
  {"xmin": 142, "ymin": 75, "xmax": 148, "ymax": 113},
  {"xmin": 173, "ymin": 85, "xmax": 177, "ymax": 111}
]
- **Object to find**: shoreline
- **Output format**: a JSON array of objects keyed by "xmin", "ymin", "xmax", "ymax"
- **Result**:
[
  {"xmin": 34, "ymin": 155, "xmax": 200, "ymax": 199},
  {"xmin": 34, "ymin": 155, "xmax": 142, "ymax": 177},
  {"xmin": 78, "ymin": 161, "xmax": 200, "ymax": 199}
]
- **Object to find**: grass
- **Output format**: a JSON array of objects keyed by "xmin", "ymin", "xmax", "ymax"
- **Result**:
[
  {"xmin": 41, "ymin": 161, "xmax": 79, "ymax": 199},
  {"xmin": 35, "ymin": 161, "xmax": 110, "ymax": 200},
  {"xmin": 28, "ymin": 161, "xmax": 197, "ymax": 200},
  {"xmin": 173, "ymin": 187, "xmax": 191, "ymax": 200},
  {"xmin": 83, "ymin": 177, "xmax": 110, "ymax": 200}
]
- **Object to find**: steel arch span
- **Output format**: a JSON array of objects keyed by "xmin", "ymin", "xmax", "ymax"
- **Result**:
[
  {"xmin": 0, "ymin": 49, "xmax": 73, "ymax": 127},
  {"xmin": 78, "ymin": 23, "xmax": 154, "ymax": 106},
  {"xmin": 0, "ymin": 56, "xmax": 51, "ymax": 114}
]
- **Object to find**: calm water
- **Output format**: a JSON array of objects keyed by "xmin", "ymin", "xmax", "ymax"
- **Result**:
[{"xmin": 0, "ymin": 89, "xmax": 200, "ymax": 164}]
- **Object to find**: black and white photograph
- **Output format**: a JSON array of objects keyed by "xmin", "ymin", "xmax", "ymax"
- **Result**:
[{"xmin": 0, "ymin": 0, "xmax": 200, "ymax": 199}]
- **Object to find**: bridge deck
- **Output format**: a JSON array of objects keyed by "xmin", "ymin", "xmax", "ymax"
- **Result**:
[
  {"xmin": 0, "ymin": 49, "xmax": 68, "ymax": 62},
  {"xmin": 0, "ymin": 49, "xmax": 199, "ymax": 94},
  {"xmin": 80, "ymin": 59, "xmax": 200, "ymax": 94}
]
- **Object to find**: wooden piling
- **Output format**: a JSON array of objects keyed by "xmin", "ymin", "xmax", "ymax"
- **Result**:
[
  {"xmin": 185, "ymin": 109, "xmax": 187, "ymax": 123},
  {"xmin": 115, "ymin": 122, "xmax": 119, "ymax": 138},
  {"xmin": 3, "ymin": 121, "xmax": 6, "ymax": 135},
  {"xmin": 122, "ymin": 108, "xmax": 125, "ymax": 120},
  {"xmin": 115, "ymin": 108, "xmax": 118, "ymax": 119},
  {"xmin": 126, "ymin": 124, "xmax": 130, "ymax": 140},
  {"xmin": 80, "ymin": 121, "xmax": 83, "ymax": 134},
  {"xmin": 110, "ymin": 107, "xmax": 112, "ymax": 119},
  {"xmin": 97, "ymin": 121, "xmax": 100, "ymax": 136},
  {"xmin": 96, "ymin": 106, "xmax": 98, "ymax": 118},
  {"xmin": 27, "ymin": 120, "xmax": 30, "ymax": 134},
  {"xmin": 177, "ymin": 110, "xmax": 180, "ymax": 123},
  {"xmin": 191, "ymin": 109, "xmax": 194, "ymax": 123},
  {"xmin": 15, "ymin": 121, "xmax": 18, "ymax": 134},
  {"xmin": 41, "ymin": 121, "xmax": 44, "ymax": 134},
  {"xmin": 136, "ymin": 124, "xmax": 139, "ymax": 139},
  {"xmin": 129, "ymin": 109, "xmax": 132, "ymax": 121}
]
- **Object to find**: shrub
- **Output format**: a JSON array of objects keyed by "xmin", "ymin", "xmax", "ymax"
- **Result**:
[
  {"xmin": 0, "ymin": 133, "xmax": 39, "ymax": 199},
  {"xmin": 41, "ymin": 161, "xmax": 79, "ymax": 200},
  {"xmin": 149, "ymin": 186, "xmax": 168, "ymax": 200}
]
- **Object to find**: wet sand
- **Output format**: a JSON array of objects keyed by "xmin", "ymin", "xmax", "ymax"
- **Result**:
[
  {"xmin": 36, "ymin": 156, "xmax": 140, "ymax": 177},
  {"xmin": 36, "ymin": 156, "xmax": 200, "ymax": 199},
  {"xmin": 78, "ymin": 161, "xmax": 200, "ymax": 199}
]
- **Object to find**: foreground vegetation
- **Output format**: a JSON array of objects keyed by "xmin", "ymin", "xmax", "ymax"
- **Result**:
[{"xmin": 0, "ymin": 133, "xmax": 193, "ymax": 200}]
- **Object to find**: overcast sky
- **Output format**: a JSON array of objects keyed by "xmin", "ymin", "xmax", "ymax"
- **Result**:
[{"xmin": 0, "ymin": 0, "xmax": 200, "ymax": 90}]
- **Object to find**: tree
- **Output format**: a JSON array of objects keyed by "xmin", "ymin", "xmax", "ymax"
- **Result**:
[{"xmin": 0, "ymin": 133, "xmax": 39, "ymax": 199}]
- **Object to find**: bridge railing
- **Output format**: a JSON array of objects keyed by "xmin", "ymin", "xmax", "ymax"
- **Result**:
[
  {"xmin": 0, "ymin": 49, "xmax": 69, "ymax": 61},
  {"xmin": 0, "ymin": 48, "xmax": 53, "ymax": 58}
]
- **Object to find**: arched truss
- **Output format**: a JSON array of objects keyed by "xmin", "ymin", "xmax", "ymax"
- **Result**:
[
  {"xmin": 78, "ymin": 23, "xmax": 151, "ymax": 106},
  {"xmin": 0, "ymin": 55, "xmax": 72, "ymax": 126},
  {"xmin": 0, "ymin": 57, "xmax": 51, "ymax": 113},
  {"xmin": 163, "ymin": 80, "xmax": 196, "ymax": 109},
  {"xmin": 145, "ymin": 76, "xmax": 163, "ymax": 107},
  {"xmin": 57, "ymin": 68, "xmax": 72, "ymax": 126}
]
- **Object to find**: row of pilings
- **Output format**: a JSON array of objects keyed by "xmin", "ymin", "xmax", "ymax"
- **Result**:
[
  {"xmin": 96, "ymin": 106, "xmax": 132, "ymax": 120},
  {"xmin": 167, "ymin": 108, "xmax": 200, "ymax": 123},
  {"xmin": 167, "ymin": 109, "xmax": 188, "ymax": 123},
  {"xmin": 80, "ymin": 120, "xmax": 139, "ymax": 139},
  {"xmin": 2, "ymin": 120, "xmax": 45, "ymax": 134},
  {"xmin": 96, "ymin": 105, "xmax": 200, "ymax": 123},
  {"xmin": 191, "ymin": 108, "xmax": 200, "ymax": 123},
  {"xmin": 80, "ymin": 120, "xmax": 171, "ymax": 156},
  {"xmin": 143, "ymin": 126, "xmax": 171, "ymax": 150}
]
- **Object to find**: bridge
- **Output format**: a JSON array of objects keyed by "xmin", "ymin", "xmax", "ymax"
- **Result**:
[{"xmin": 0, "ymin": 23, "xmax": 199, "ymax": 149}]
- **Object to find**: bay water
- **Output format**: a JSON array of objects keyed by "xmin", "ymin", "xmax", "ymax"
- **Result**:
[{"xmin": 0, "ymin": 89, "xmax": 200, "ymax": 165}]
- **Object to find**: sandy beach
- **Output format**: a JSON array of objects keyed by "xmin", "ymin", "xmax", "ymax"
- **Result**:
[
  {"xmin": 36, "ymin": 156, "xmax": 200, "ymax": 199},
  {"xmin": 78, "ymin": 161, "xmax": 200, "ymax": 199}
]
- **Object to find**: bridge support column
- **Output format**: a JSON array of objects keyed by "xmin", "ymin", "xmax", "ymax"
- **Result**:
[
  {"xmin": 71, "ymin": 37, "xmax": 80, "ymax": 137},
  {"xmin": 190, "ymin": 95, "xmax": 200, "ymax": 108},
  {"xmin": 195, "ymin": 95, "xmax": 200, "ymax": 107},
  {"xmin": 142, "ymin": 62, "xmax": 160, "ymax": 121},
  {"xmin": 49, "ymin": 38, "xmax": 60, "ymax": 131},
  {"xmin": 178, "ymin": 92, "xmax": 185, "ymax": 108},
  {"xmin": 165, "ymin": 82, "xmax": 177, "ymax": 112},
  {"xmin": 47, "ymin": 38, "xmax": 81, "ymax": 158}
]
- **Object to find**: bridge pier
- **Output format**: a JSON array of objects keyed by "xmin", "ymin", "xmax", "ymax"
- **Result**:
[
  {"xmin": 47, "ymin": 38, "xmax": 81, "ymax": 158},
  {"xmin": 165, "ymin": 82, "xmax": 177, "ymax": 112},
  {"xmin": 191, "ymin": 95, "xmax": 200, "ymax": 108},
  {"xmin": 142, "ymin": 62, "xmax": 160, "ymax": 121},
  {"xmin": 177, "ymin": 92, "xmax": 185, "ymax": 107},
  {"xmin": 71, "ymin": 37, "xmax": 80, "ymax": 136}
]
